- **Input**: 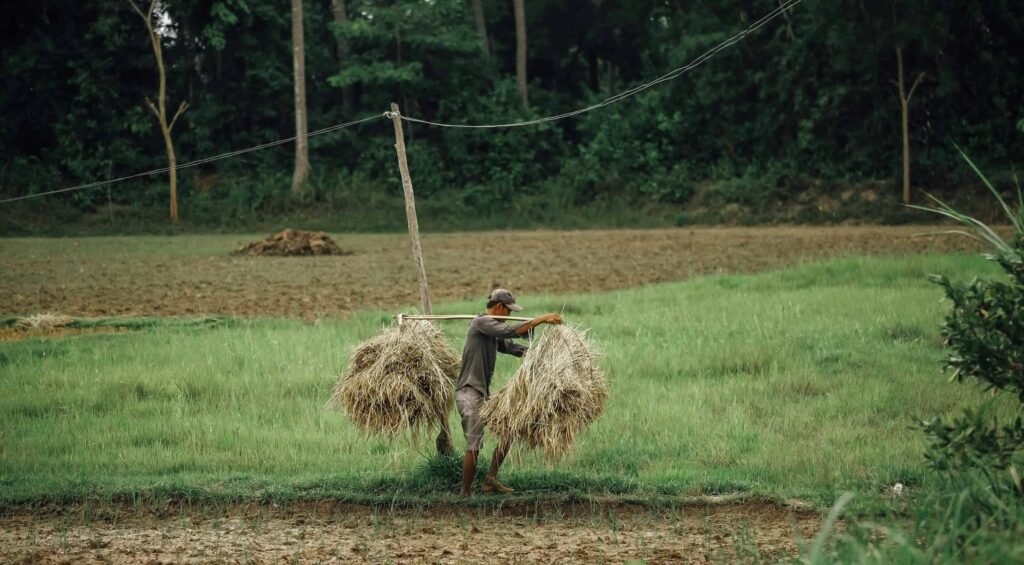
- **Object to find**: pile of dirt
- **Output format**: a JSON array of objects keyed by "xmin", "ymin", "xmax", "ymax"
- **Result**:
[{"xmin": 235, "ymin": 229, "xmax": 348, "ymax": 257}]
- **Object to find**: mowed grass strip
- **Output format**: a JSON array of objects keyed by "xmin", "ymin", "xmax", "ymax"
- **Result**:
[{"xmin": 0, "ymin": 254, "xmax": 1015, "ymax": 507}]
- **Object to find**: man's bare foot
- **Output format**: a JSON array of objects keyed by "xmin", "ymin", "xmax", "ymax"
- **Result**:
[
  {"xmin": 460, "ymin": 489, "xmax": 472, "ymax": 497},
  {"xmin": 481, "ymin": 478, "xmax": 514, "ymax": 494}
]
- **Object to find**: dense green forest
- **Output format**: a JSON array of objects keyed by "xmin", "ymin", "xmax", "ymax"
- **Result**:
[{"xmin": 1, "ymin": 0, "xmax": 1022, "ymax": 232}]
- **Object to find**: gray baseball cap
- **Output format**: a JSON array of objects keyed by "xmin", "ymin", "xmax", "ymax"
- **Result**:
[{"xmin": 488, "ymin": 288, "xmax": 523, "ymax": 311}]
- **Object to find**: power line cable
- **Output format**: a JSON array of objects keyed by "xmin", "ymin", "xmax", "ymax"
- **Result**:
[
  {"xmin": 0, "ymin": 114, "xmax": 380, "ymax": 204},
  {"xmin": 396, "ymin": 0, "xmax": 803, "ymax": 129},
  {"xmin": 2, "ymin": 0, "xmax": 802, "ymax": 204}
]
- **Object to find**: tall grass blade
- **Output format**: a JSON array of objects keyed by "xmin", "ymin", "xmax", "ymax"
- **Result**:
[
  {"xmin": 806, "ymin": 491, "xmax": 853, "ymax": 564},
  {"xmin": 953, "ymin": 142, "xmax": 1023, "ymax": 233},
  {"xmin": 911, "ymin": 230, "xmax": 985, "ymax": 245},
  {"xmin": 907, "ymin": 201, "xmax": 1010, "ymax": 255},
  {"xmin": 908, "ymin": 145, "xmax": 1022, "ymax": 260}
]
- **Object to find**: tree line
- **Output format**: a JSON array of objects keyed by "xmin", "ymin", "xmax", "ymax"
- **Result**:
[{"xmin": 1, "ymin": 0, "xmax": 1022, "ymax": 229}]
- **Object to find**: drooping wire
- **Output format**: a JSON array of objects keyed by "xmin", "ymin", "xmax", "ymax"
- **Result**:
[
  {"xmin": 1, "ymin": 0, "xmax": 804, "ymax": 204},
  {"xmin": 396, "ymin": 0, "xmax": 804, "ymax": 129},
  {"xmin": 0, "ymin": 114, "xmax": 381, "ymax": 204}
]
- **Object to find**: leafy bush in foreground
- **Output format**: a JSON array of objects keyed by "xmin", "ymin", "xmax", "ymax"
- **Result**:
[
  {"xmin": 804, "ymin": 149, "xmax": 1024, "ymax": 563},
  {"xmin": 918, "ymin": 148, "xmax": 1024, "ymax": 504}
]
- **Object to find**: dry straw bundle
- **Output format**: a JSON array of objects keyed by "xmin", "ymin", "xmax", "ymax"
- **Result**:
[
  {"xmin": 15, "ymin": 313, "xmax": 74, "ymax": 330},
  {"xmin": 481, "ymin": 325, "xmax": 607, "ymax": 458},
  {"xmin": 331, "ymin": 321, "xmax": 460, "ymax": 438}
]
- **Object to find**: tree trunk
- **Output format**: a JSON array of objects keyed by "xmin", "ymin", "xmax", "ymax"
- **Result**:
[
  {"xmin": 513, "ymin": 0, "xmax": 528, "ymax": 110},
  {"xmin": 129, "ymin": 0, "xmax": 187, "ymax": 224},
  {"xmin": 900, "ymin": 109, "xmax": 910, "ymax": 203},
  {"xmin": 471, "ymin": 0, "xmax": 490, "ymax": 59},
  {"xmin": 896, "ymin": 47, "xmax": 924, "ymax": 205},
  {"xmin": 291, "ymin": 0, "xmax": 310, "ymax": 194},
  {"xmin": 587, "ymin": 50, "xmax": 599, "ymax": 92},
  {"xmin": 778, "ymin": 0, "xmax": 796, "ymax": 40},
  {"xmin": 162, "ymin": 129, "xmax": 179, "ymax": 223},
  {"xmin": 329, "ymin": 0, "xmax": 354, "ymax": 112}
]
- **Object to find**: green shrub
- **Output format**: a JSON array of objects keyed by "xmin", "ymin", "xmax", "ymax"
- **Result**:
[
  {"xmin": 803, "ymin": 149, "xmax": 1024, "ymax": 563},
  {"xmin": 914, "ymin": 148, "xmax": 1024, "ymax": 502}
]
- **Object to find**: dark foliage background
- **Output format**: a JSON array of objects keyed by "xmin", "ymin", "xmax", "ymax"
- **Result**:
[{"xmin": 2, "ymin": 0, "xmax": 1022, "ymax": 232}]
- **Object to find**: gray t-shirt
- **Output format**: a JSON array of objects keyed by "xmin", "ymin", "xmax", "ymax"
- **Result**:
[{"xmin": 456, "ymin": 315, "xmax": 530, "ymax": 396}]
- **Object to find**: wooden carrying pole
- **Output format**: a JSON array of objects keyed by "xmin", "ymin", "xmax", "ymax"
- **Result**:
[
  {"xmin": 390, "ymin": 103, "xmax": 454, "ymax": 456},
  {"xmin": 389, "ymin": 103, "xmax": 432, "ymax": 316},
  {"xmin": 396, "ymin": 314, "xmax": 533, "ymax": 324}
]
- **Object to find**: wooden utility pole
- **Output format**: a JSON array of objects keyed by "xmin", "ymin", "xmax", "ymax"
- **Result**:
[
  {"xmin": 896, "ymin": 47, "xmax": 924, "ymax": 205},
  {"xmin": 128, "ymin": 0, "xmax": 188, "ymax": 224},
  {"xmin": 389, "ymin": 103, "xmax": 454, "ymax": 457},
  {"xmin": 389, "ymin": 103, "xmax": 432, "ymax": 316},
  {"xmin": 291, "ymin": 0, "xmax": 310, "ymax": 194}
]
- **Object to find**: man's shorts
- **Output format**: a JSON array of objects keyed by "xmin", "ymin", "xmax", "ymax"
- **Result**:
[{"xmin": 455, "ymin": 386, "xmax": 485, "ymax": 451}]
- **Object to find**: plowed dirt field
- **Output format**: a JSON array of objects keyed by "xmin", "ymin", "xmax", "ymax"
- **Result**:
[
  {"xmin": 0, "ymin": 226, "xmax": 981, "ymax": 320},
  {"xmin": 1, "ymin": 226, "xmax": 971, "ymax": 562},
  {"xmin": 1, "ymin": 501, "xmax": 824, "ymax": 564}
]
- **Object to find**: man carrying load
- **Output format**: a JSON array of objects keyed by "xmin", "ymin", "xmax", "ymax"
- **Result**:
[{"xmin": 457, "ymin": 288, "xmax": 562, "ymax": 496}]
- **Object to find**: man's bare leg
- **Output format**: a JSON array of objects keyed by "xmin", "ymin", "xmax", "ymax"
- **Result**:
[
  {"xmin": 436, "ymin": 416, "xmax": 455, "ymax": 457},
  {"xmin": 483, "ymin": 439, "xmax": 514, "ymax": 494},
  {"xmin": 461, "ymin": 450, "xmax": 478, "ymax": 497}
]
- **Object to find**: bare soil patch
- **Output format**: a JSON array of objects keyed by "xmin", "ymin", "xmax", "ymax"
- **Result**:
[
  {"xmin": 0, "ymin": 226, "xmax": 985, "ymax": 320},
  {"xmin": 0, "ymin": 326, "xmax": 129, "ymax": 342},
  {"xmin": 0, "ymin": 501, "xmax": 825, "ymax": 563}
]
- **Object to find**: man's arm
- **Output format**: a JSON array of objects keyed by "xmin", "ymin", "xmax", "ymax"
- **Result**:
[
  {"xmin": 513, "ymin": 313, "xmax": 562, "ymax": 335},
  {"xmin": 498, "ymin": 339, "xmax": 528, "ymax": 357},
  {"xmin": 476, "ymin": 314, "xmax": 562, "ymax": 340}
]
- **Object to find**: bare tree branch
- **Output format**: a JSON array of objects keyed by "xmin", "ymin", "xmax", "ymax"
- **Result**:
[
  {"xmin": 126, "ymin": 0, "xmax": 146, "ymax": 20},
  {"xmin": 907, "ymin": 72, "xmax": 926, "ymax": 104},
  {"xmin": 896, "ymin": 46, "xmax": 904, "ymax": 89},
  {"xmin": 126, "ymin": 0, "xmax": 157, "ymax": 26},
  {"xmin": 144, "ymin": 96, "xmax": 160, "ymax": 120},
  {"xmin": 169, "ymin": 101, "xmax": 189, "ymax": 132}
]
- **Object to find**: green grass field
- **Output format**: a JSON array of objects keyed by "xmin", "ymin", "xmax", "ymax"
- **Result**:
[{"xmin": 1, "ymin": 254, "xmax": 1015, "ymax": 509}]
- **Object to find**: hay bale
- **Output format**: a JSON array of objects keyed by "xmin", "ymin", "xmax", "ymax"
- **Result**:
[
  {"xmin": 15, "ymin": 313, "xmax": 74, "ymax": 330},
  {"xmin": 481, "ymin": 325, "xmax": 607, "ymax": 459},
  {"xmin": 331, "ymin": 321, "xmax": 460, "ymax": 438},
  {"xmin": 236, "ymin": 229, "xmax": 349, "ymax": 256}
]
